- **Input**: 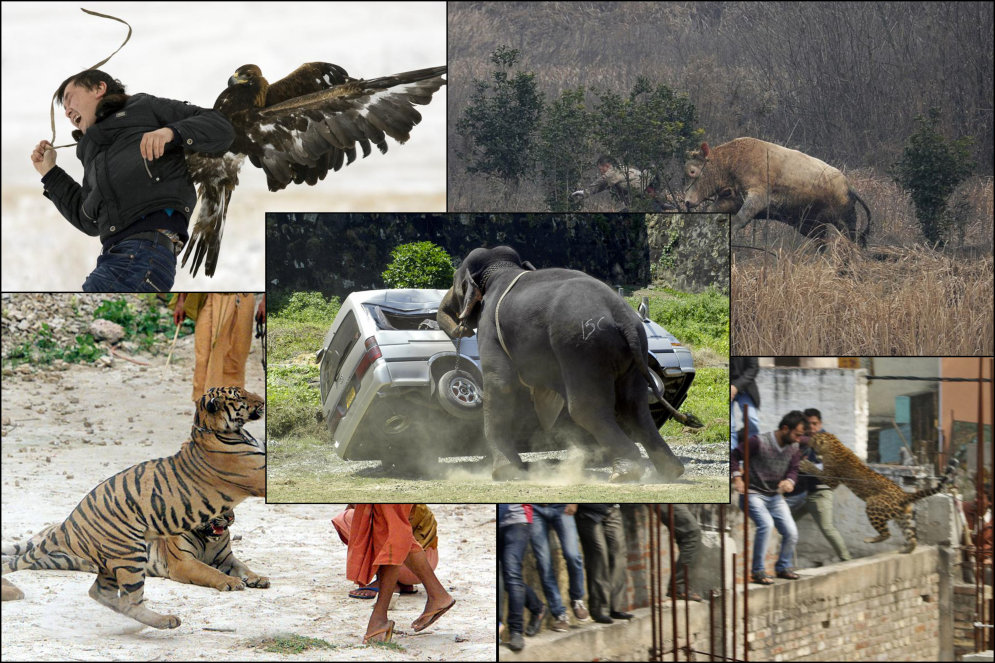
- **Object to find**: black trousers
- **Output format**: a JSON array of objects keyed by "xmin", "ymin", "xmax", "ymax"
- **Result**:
[
  {"xmin": 666, "ymin": 504, "xmax": 702, "ymax": 593},
  {"xmin": 576, "ymin": 506, "xmax": 627, "ymax": 617}
]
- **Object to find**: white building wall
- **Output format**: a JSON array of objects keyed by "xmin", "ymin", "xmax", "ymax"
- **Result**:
[{"xmin": 753, "ymin": 367, "xmax": 869, "ymax": 458}]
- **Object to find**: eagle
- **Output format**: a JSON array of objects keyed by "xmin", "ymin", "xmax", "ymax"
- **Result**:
[{"xmin": 182, "ymin": 62, "xmax": 447, "ymax": 277}]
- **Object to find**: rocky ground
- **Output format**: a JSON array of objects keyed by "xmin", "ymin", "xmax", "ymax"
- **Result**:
[{"xmin": 1, "ymin": 294, "xmax": 496, "ymax": 661}]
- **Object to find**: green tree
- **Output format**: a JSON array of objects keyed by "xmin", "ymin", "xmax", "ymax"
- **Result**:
[
  {"xmin": 592, "ymin": 78, "xmax": 702, "ymax": 210},
  {"xmin": 891, "ymin": 108, "xmax": 975, "ymax": 245},
  {"xmin": 455, "ymin": 46, "xmax": 544, "ymax": 187},
  {"xmin": 537, "ymin": 87, "xmax": 593, "ymax": 212},
  {"xmin": 381, "ymin": 241, "xmax": 454, "ymax": 289}
]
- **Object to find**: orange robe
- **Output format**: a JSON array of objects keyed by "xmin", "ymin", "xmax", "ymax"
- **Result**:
[
  {"xmin": 334, "ymin": 505, "xmax": 439, "ymax": 586},
  {"xmin": 192, "ymin": 293, "xmax": 255, "ymax": 402},
  {"xmin": 346, "ymin": 504, "xmax": 423, "ymax": 586}
]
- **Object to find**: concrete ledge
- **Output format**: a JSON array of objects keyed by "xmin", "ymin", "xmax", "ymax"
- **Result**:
[{"xmin": 501, "ymin": 548, "xmax": 944, "ymax": 661}]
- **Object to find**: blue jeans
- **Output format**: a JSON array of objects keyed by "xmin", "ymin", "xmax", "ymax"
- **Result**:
[
  {"xmin": 82, "ymin": 236, "xmax": 176, "ymax": 292},
  {"xmin": 529, "ymin": 504, "xmax": 585, "ymax": 616},
  {"xmin": 499, "ymin": 523, "xmax": 544, "ymax": 635},
  {"xmin": 731, "ymin": 393, "xmax": 760, "ymax": 448},
  {"xmin": 740, "ymin": 493, "xmax": 797, "ymax": 575}
]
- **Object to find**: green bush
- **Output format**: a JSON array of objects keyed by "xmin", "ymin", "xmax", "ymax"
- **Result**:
[
  {"xmin": 271, "ymin": 291, "xmax": 340, "ymax": 324},
  {"xmin": 381, "ymin": 241, "xmax": 454, "ymax": 289},
  {"xmin": 891, "ymin": 108, "xmax": 975, "ymax": 245},
  {"xmin": 455, "ymin": 45, "xmax": 543, "ymax": 185}
]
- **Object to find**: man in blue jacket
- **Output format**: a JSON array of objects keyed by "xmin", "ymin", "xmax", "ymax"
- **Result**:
[{"xmin": 30, "ymin": 69, "xmax": 234, "ymax": 291}]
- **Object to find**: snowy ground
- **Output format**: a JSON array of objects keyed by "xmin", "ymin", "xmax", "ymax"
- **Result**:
[{"xmin": 1, "ymin": 1, "xmax": 447, "ymax": 291}]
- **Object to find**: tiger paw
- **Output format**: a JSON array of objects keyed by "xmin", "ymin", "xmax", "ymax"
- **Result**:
[
  {"xmin": 154, "ymin": 614, "xmax": 181, "ymax": 629},
  {"xmin": 216, "ymin": 577, "xmax": 246, "ymax": 591},
  {"xmin": 245, "ymin": 575, "xmax": 271, "ymax": 589}
]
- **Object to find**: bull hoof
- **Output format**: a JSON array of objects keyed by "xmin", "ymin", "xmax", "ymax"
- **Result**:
[{"xmin": 609, "ymin": 458, "xmax": 644, "ymax": 483}]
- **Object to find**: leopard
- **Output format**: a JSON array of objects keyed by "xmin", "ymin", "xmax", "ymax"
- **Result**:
[{"xmin": 799, "ymin": 431, "xmax": 962, "ymax": 553}]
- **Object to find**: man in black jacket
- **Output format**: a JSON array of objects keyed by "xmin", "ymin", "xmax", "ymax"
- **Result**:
[{"xmin": 30, "ymin": 69, "xmax": 234, "ymax": 291}]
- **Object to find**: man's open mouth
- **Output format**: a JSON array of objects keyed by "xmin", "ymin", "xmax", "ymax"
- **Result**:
[{"xmin": 71, "ymin": 112, "xmax": 81, "ymax": 127}]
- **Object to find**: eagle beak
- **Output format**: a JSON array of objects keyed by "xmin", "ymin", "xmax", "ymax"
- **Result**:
[{"xmin": 228, "ymin": 75, "xmax": 241, "ymax": 87}]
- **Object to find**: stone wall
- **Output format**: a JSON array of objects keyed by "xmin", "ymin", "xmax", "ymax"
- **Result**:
[
  {"xmin": 511, "ymin": 542, "xmax": 948, "ymax": 661},
  {"xmin": 267, "ymin": 212, "xmax": 728, "ymax": 299},
  {"xmin": 646, "ymin": 213, "xmax": 730, "ymax": 294},
  {"xmin": 507, "ymin": 504, "xmax": 962, "ymax": 661},
  {"xmin": 267, "ymin": 213, "xmax": 651, "ymax": 297}
]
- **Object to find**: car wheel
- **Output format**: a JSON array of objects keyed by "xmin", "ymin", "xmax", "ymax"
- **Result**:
[{"xmin": 437, "ymin": 369, "xmax": 483, "ymax": 419}]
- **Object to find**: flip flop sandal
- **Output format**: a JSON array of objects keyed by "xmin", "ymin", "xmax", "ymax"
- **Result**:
[
  {"xmin": 412, "ymin": 598, "xmax": 456, "ymax": 632},
  {"xmin": 776, "ymin": 570, "xmax": 800, "ymax": 580},
  {"xmin": 751, "ymin": 573, "xmax": 775, "ymax": 585},
  {"xmin": 349, "ymin": 585, "xmax": 379, "ymax": 599},
  {"xmin": 398, "ymin": 584, "xmax": 419, "ymax": 595},
  {"xmin": 363, "ymin": 619, "xmax": 395, "ymax": 644}
]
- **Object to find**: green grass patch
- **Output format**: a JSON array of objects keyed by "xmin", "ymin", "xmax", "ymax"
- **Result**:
[
  {"xmin": 267, "ymin": 291, "xmax": 339, "ymax": 364},
  {"xmin": 661, "ymin": 366, "xmax": 727, "ymax": 445},
  {"xmin": 630, "ymin": 288, "xmax": 729, "ymax": 356},
  {"xmin": 257, "ymin": 634, "xmax": 336, "ymax": 654},
  {"xmin": 267, "ymin": 364, "xmax": 322, "ymax": 438}
]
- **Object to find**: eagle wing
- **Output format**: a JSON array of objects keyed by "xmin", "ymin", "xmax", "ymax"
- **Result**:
[
  {"xmin": 235, "ymin": 65, "xmax": 446, "ymax": 192},
  {"xmin": 184, "ymin": 63, "xmax": 445, "ymax": 278},
  {"xmin": 181, "ymin": 151, "xmax": 245, "ymax": 278}
]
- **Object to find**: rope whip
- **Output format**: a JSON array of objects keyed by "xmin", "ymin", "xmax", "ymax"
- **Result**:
[{"xmin": 48, "ymin": 8, "xmax": 133, "ymax": 150}]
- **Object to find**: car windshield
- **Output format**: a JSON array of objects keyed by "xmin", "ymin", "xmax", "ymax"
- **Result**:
[{"xmin": 362, "ymin": 302, "xmax": 441, "ymax": 331}]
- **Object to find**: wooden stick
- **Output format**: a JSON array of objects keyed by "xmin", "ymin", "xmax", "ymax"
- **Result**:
[
  {"xmin": 163, "ymin": 323, "xmax": 182, "ymax": 375},
  {"xmin": 109, "ymin": 346, "xmax": 151, "ymax": 366}
]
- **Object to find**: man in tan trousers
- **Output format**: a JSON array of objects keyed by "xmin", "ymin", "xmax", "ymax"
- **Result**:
[{"xmin": 173, "ymin": 293, "xmax": 264, "ymax": 402}]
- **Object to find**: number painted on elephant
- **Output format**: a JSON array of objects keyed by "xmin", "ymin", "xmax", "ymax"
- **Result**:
[{"xmin": 581, "ymin": 316, "xmax": 608, "ymax": 341}]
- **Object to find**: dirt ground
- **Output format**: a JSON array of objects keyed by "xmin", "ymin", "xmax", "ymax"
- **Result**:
[{"xmin": 1, "ymin": 331, "xmax": 496, "ymax": 661}]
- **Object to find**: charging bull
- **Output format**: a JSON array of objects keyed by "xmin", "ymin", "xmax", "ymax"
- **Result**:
[{"xmin": 684, "ymin": 137, "xmax": 871, "ymax": 247}]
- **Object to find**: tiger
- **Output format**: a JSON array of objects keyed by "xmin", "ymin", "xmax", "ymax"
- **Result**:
[
  {"xmin": 2, "ymin": 508, "xmax": 269, "ymax": 596},
  {"xmin": 1, "ymin": 386, "xmax": 266, "ymax": 629},
  {"xmin": 799, "ymin": 431, "xmax": 963, "ymax": 553}
]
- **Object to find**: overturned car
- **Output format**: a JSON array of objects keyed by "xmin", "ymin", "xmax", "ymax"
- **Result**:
[{"xmin": 317, "ymin": 289, "xmax": 695, "ymax": 473}]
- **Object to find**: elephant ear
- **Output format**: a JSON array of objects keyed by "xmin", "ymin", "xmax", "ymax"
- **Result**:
[{"xmin": 458, "ymin": 271, "xmax": 483, "ymax": 322}]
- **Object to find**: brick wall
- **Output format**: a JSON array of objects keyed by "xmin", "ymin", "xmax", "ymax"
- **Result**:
[
  {"xmin": 953, "ymin": 582, "xmax": 994, "ymax": 659},
  {"xmin": 512, "ymin": 506, "xmax": 950, "ymax": 661}
]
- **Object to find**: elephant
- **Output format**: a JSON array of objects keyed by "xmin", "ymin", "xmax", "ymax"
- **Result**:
[{"xmin": 437, "ymin": 245, "xmax": 701, "ymax": 482}]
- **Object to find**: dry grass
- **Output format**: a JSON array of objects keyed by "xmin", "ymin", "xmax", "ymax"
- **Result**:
[{"xmin": 732, "ymin": 237, "xmax": 994, "ymax": 355}]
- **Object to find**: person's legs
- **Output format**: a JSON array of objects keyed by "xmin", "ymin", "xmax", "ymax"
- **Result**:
[
  {"xmin": 192, "ymin": 295, "xmax": 217, "ymax": 402},
  {"xmin": 82, "ymin": 237, "xmax": 175, "ymax": 293},
  {"xmin": 500, "ymin": 523, "xmax": 531, "ymax": 635},
  {"xmin": 528, "ymin": 505, "xmax": 566, "ymax": 617},
  {"xmin": 549, "ymin": 509, "xmax": 586, "ymax": 603},
  {"xmin": 364, "ymin": 563, "xmax": 399, "ymax": 641},
  {"xmin": 670, "ymin": 505, "xmax": 702, "ymax": 593},
  {"xmin": 768, "ymin": 495, "xmax": 799, "ymax": 574},
  {"xmin": 404, "ymin": 548, "xmax": 455, "ymax": 630},
  {"xmin": 576, "ymin": 517, "xmax": 610, "ymax": 618},
  {"xmin": 741, "ymin": 494, "xmax": 775, "ymax": 576},
  {"xmin": 808, "ymin": 490, "xmax": 851, "ymax": 561},
  {"xmin": 785, "ymin": 491, "xmax": 809, "ymax": 520},
  {"xmin": 602, "ymin": 508, "xmax": 628, "ymax": 613},
  {"xmin": 222, "ymin": 293, "xmax": 255, "ymax": 388}
]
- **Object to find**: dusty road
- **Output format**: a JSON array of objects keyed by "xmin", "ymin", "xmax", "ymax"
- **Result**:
[{"xmin": 1, "ymin": 328, "xmax": 495, "ymax": 661}]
